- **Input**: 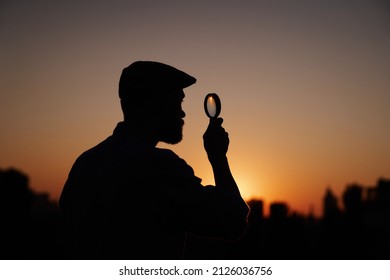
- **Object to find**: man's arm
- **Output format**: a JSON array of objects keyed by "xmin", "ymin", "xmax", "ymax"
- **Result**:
[
  {"xmin": 203, "ymin": 118, "xmax": 249, "ymax": 236},
  {"xmin": 203, "ymin": 118, "xmax": 243, "ymax": 196}
]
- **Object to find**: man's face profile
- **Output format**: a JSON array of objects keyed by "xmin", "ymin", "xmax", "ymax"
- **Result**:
[
  {"xmin": 118, "ymin": 61, "xmax": 196, "ymax": 145},
  {"xmin": 159, "ymin": 90, "xmax": 186, "ymax": 145}
]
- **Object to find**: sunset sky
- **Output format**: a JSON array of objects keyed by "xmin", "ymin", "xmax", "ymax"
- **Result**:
[{"xmin": 1, "ymin": 0, "xmax": 389, "ymax": 216}]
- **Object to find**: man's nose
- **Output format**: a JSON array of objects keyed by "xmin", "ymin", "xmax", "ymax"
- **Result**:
[{"xmin": 180, "ymin": 109, "xmax": 186, "ymax": 118}]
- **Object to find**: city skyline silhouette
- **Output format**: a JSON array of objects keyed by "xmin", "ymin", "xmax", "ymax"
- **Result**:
[{"xmin": 1, "ymin": 166, "xmax": 389, "ymax": 259}]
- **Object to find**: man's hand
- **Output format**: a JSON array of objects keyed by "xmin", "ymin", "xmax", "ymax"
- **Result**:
[{"xmin": 203, "ymin": 118, "xmax": 229, "ymax": 163}]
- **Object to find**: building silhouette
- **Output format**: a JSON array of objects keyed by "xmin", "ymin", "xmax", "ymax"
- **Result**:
[
  {"xmin": 0, "ymin": 168, "xmax": 61, "ymax": 259},
  {"xmin": 323, "ymin": 187, "xmax": 340, "ymax": 220},
  {"xmin": 1, "ymin": 166, "xmax": 389, "ymax": 259}
]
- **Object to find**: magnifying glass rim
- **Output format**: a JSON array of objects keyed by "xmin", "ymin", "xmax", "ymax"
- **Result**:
[{"xmin": 204, "ymin": 93, "xmax": 221, "ymax": 118}]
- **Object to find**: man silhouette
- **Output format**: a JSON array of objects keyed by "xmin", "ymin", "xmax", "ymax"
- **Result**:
[{"xmin": 59, "ymin": 61, "xmax": 249, "ymax": 259}]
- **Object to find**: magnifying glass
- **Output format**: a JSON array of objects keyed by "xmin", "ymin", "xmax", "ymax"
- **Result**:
[{"xmin": 204, "ymin": 93, "xmax": 221, "ymax": 118}]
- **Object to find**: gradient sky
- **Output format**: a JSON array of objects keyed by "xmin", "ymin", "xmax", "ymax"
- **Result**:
[{"xmin": 1, "ymin": 0, "xmax": 389, "ymax": 216}]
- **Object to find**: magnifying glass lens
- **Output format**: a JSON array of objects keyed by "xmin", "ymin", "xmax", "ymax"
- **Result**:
[
  {"xmin": 207, "ymin": 96, "xmax": 217, "ymax": 117},
  {"xmin": 204, "ymin": 93, "xmax": 221, "ymax": 118}
]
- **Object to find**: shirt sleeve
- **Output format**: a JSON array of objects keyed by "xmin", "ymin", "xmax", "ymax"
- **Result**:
[{"xmin": 154, "ymin": 149, "xmax": 249, "ymax": 240}]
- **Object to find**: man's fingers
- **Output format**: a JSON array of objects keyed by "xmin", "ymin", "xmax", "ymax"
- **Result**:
[{"xmin": 209, "ymin": 117, "xmax": 224, "ymax": 126}]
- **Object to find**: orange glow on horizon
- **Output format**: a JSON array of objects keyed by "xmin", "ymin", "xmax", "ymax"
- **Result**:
[{"xmin": 1, "ymin": 1, "xmax": 389, "ymax": 218}]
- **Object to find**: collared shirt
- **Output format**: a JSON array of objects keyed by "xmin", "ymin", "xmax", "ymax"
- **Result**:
[{"xmin": 60, "ymin": 122, "xmax": 249, "ymax": 259}]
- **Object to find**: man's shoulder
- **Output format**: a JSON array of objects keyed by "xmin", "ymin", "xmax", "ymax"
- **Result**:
[
  {"xmin": 153, "ymin": 148, "xmax": 202, "ymax": 183},
  {"xmin": 153, "ymin": 147, "xmax": 179, "ymax": 160},
  {"xmin": 153, "ymin": 148, "xmax": 188, "ymax": 167},
  {"xmin": 73, "ymin": 136, "xmax": 113, "ymax": 163}
]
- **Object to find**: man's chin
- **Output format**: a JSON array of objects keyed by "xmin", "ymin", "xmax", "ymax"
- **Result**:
[
  {"xmin": 160, "ymin": 128, "xmax": 183, "ymax": 145},
  {"xmin": 159, "ymin": 123, "xmax": 184, "ymax": 145},
  {"xmin": 161, "ymin": 134, "xmax": 183, "ymax": 145}
]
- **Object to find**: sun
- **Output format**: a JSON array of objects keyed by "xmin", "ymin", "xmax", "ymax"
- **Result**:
[{"xmin": 232, "ymin": 170, "xmax": 264, "ymax": 202}]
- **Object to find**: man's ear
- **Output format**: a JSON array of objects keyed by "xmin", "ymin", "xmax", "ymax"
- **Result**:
[{"xmin": 158, "ymin": 96, "xmax": 172, "ymax": 114}]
